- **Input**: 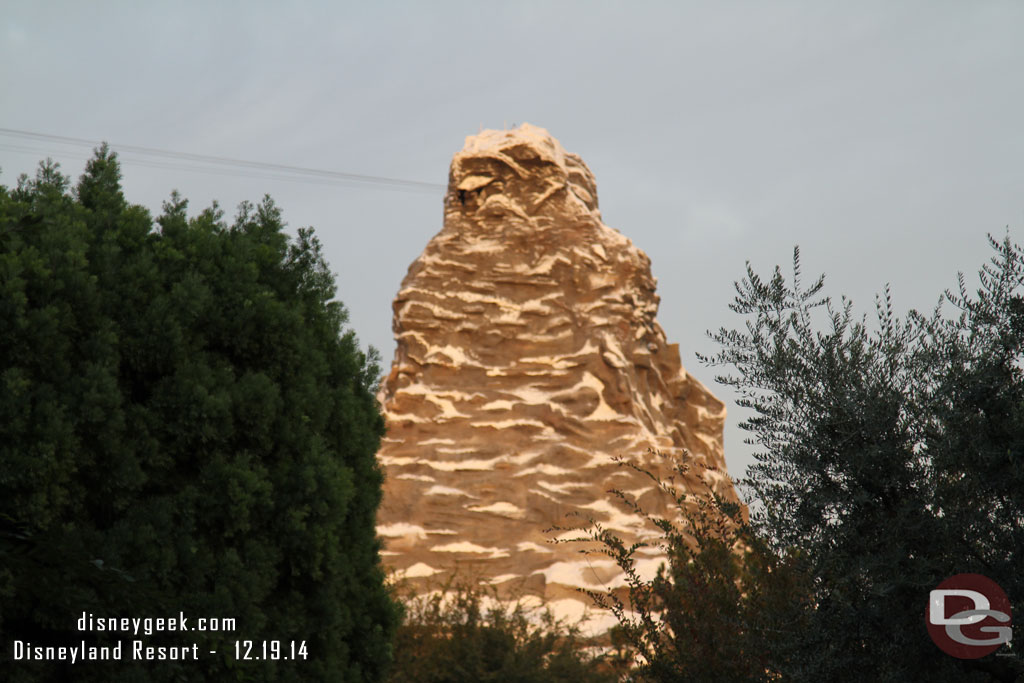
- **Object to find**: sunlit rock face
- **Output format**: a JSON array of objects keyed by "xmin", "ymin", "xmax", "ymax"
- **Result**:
[{"xmin": 376, "ymin": 124, "xmax": 738, "ymax": 624}]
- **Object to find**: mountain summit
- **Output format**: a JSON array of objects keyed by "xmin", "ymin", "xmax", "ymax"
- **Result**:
[{"xmin": 376, "ymin": 124, "xmax": 739, "ymax": 623}]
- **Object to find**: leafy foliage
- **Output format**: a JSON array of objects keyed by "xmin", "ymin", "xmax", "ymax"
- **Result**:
[
  {"xmin": 557, "ymin": 456, "xmax": 810, "ymax": 682},
  {"xmin": 699, "ymin": 237, "xmax": 1024, "ymax": 681},
  {"xmin": 0, "ymin": 149, "xmax": 398, "ymax": 681},
  {"xmin": 387, "ymin": 578, "xmax": 619, "ymax": 683},
  {"xmin": 565, "ymin": 235, "xmax": 1024, "ymax": 681}
]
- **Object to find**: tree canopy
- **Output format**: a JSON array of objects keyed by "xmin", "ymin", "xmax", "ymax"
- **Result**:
[
  {"xmin": 574, "ymin": 235, "xmax": 1024, "ymax": 682},
  {"xmin": 699, "ymin": 236, "xmax": 1024, "ymax": 681},
  {"xmin": 0, "ymin": 149, "xmax": 398, "ymax": 681}
]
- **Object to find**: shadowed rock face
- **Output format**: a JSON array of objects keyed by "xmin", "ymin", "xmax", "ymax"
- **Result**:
[{"xmin": 376, "ymin": 124, "xmax": 738, "ymax": 624}]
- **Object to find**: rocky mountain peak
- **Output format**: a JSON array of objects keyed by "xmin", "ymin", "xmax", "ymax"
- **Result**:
[
  {"xmin": 376, "ymin": 124, "xmax": 739, "ymax": 626},
  {"xmin": 449, "ymin": 122, "xmax": 600, "ymax": 223}
]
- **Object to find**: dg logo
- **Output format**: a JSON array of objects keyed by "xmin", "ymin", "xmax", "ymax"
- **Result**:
[{"xmin": 927, "ymin": 573, "xmax": 1013, "ymax": 659}]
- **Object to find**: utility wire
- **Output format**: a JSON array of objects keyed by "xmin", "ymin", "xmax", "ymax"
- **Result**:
[
  {"xmin": 0, "ymin": 127, "xmax": 446, "ymax": 194},
  {"xmin": 0, "ymin": 143, "xmax": 423, "ymax": 191}
]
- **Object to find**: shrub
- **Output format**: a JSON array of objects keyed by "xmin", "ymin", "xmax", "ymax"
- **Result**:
[{"xmin": 388, "ymin": 576, "xmax": 620, "ymax": 683}]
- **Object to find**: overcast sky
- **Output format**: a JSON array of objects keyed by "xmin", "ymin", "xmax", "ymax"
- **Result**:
[{"xmin": 3, "ymin": 1, "xmax": 1022, "ymax": 482}]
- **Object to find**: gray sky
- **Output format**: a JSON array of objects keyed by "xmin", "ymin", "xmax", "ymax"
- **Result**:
[{"xmin": 3, "ymin": 1, "xmax": 1022, "ymax": 484}]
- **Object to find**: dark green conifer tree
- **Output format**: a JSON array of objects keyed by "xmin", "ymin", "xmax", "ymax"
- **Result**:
[{"xmin": 0, "ymin": 148, "xmax": 399, "ymax": 681}]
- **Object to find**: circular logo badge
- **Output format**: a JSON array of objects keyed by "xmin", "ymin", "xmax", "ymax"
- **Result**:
[{"xmin": 926, "ymin": 573, "xmax": 1012, "ymax": 659}]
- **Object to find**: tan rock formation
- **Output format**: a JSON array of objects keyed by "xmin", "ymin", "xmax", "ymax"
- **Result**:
[{"xmin": 376, "ymin": 124, "xmax": 738, "ymax": 623}]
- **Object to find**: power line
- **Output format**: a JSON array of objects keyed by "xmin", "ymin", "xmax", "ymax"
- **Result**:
[
  {"xmin": 0, "ymin": 143, "xmax": 420, "ymax": 192},
  {"xmin": 0, "ymin": 127, "xmax": 446, "ymax": 194},
  {"xmin": 0, "ymin": 142, "xmax": 425, "ymax": 191}
]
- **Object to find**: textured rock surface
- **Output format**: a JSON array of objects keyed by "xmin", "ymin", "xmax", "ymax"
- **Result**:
[{"xmin": 376, "ymin": 124, "xmax": 738, "ymax": 623}]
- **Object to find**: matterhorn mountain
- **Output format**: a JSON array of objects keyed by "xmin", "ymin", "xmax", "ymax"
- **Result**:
[{"xmin": 376, "ymin": 124, "xmax": 740, "ymax": 623}]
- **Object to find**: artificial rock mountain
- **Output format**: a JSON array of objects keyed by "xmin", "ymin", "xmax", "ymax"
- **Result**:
[{"xmin": 376, "ymin": 124, "xmax": 738, "ymax": 623}]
